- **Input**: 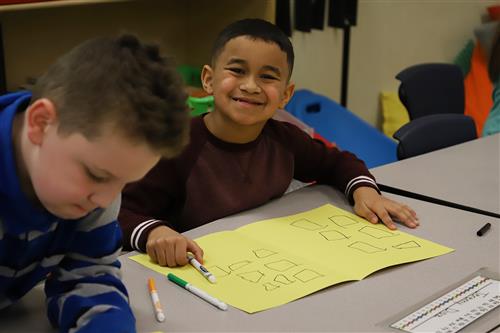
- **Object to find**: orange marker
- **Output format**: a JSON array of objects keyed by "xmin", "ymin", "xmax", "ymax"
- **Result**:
[{"xmin": 148, "ymin": 278, "xmax": 165, "ymax": 322}]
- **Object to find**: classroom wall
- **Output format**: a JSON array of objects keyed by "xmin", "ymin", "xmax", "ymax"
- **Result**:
[
  {"xmin": 0, "ymin": 0, "xmax": 496, "ymax": 129},
  {"xmin": 291, "ymin": 0, "xmax": 498, "ymax": 128}
]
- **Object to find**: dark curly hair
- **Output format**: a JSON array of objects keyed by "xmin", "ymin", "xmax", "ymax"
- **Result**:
[{"xmin": 31, "ymin": 34, "xmax": 189, "ymax": 158}]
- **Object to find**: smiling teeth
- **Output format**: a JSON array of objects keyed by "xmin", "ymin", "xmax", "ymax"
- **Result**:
[{"xmin": 234, "ymin": 98, "xmax": 261, "ymax": 105}]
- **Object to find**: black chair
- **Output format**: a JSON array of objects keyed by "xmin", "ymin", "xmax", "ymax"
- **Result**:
[
  {"xmin": 396, "ymin": 63, "xmax": 465, "ymax": 120},
  {"xmin": 393, "ymin": 114, "xmax": 477, "ymax": 160}
]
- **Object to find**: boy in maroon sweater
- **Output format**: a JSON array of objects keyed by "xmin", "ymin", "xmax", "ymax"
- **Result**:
[{"xmin": 119, "ymin": 19, "xmax": 419, "ymax": 267}]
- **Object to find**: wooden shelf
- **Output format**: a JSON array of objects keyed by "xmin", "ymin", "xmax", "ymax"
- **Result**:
[
  {"xmin": 0, "ymin": 0, "xmax": 133, "ymax": 12},
  {"xmin": 0, "ymin": 0, "xmax": 275, "ymax": 91}
]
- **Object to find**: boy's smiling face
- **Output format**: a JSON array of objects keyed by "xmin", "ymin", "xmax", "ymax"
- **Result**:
[
  {"xmin": 202, "ymin": 36, "xmax": 294, "ymax": 128},
  {"xmin": 20, "ymin": 99, "xmax": 161, "ymax": 220}
]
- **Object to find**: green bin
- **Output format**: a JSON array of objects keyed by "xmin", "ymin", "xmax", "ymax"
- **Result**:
[{"xmin": 187, "ymin": 95, "xmax": 214, "ymax": 116}]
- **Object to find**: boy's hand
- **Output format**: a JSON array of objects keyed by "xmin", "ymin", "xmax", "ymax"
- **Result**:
[
  {"xmin": 146, "ymin": 225, "xmax": 204, "ymax": 267},
  {"xmin": 352, "ymin": 186, "xmax": 419, "ymax": 230}
]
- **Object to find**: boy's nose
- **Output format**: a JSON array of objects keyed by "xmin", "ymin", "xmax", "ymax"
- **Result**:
[
  {"xmin": 89, "ymin": 184, "xmax": 123, "ymax": 209},
  {"xmin": 240, "ymin": 77, "xmax": 261, "ymax": 94}
]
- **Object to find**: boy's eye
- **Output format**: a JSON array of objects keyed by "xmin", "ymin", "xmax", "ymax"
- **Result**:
[
  {"xmin": 85, "ymin": 169, "xmax": 108, "ymax": 183},
  {"xmin": 261, "ymin": 74, "xmax": 279, "ymax": 80},
  {"xmin": 226, "ymin": 67, "xmax": 244, "ymax": 74}
]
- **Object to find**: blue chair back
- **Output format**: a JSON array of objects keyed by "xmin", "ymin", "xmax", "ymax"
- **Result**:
[{"xmin": 285, "ymin": 90, "xmax": 397, "ymax": 168}]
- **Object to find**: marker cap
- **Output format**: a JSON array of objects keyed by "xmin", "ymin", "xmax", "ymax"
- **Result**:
[
  {"xmin": 148, "ymin": 278, "xmax": 156, "ymax": 292},
  {"xmin": 168, "ymin": 273, "xmax": 188, "ymax": 288}
]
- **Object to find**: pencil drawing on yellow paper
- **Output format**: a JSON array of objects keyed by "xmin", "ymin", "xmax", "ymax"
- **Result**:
[{"xmin": 130, "ymin": 204, "xmax": 454, "ymax": 313}]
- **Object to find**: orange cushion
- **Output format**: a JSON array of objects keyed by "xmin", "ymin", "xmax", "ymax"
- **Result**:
[{"xmin": 463, "ymin": 42, "xmax": 493, "ymax": 135}]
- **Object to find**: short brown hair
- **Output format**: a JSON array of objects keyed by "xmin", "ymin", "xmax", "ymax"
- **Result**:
[{"xmin": 31, "ymin": 34, "xmax": 189, "ymax": 158}]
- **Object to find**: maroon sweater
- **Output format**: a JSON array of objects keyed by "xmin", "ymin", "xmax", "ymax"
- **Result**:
[{"xmin": 119, "ymin": 115, "xmax": 378, "ymax": 252}]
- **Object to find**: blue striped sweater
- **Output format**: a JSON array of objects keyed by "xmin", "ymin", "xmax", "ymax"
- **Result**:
[{"xmin": 0, "ymin": 91, "xmax": 136, "ymax": 332}]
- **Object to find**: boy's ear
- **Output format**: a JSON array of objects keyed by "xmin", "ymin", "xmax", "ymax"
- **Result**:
[
  {"xmin": 201, "ymin": 65, "xmax": 214, "ymax": 94},
  {"xmin": 279, "ymin": 82, "xmax": 295, "ymax": 109},
  {"xmin": 26, "ymin": 98, "xmax": 58, "ymax": 145}
]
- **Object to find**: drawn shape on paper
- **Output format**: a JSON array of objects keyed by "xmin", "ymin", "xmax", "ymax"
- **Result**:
[
  {"xmin": 393, "ymin": 241, "xmax": 421, "ymax": 249},
  {"xmin": 265, "ymin": 259, "xmax": 297, "ymax": 272},
  {"xmin": 253, "ymin": 248, "xmax": 277, "ymax": 258},
  {"xmin": 209, "ymin": 266, "xmax": 230, "ymax": 278},
  {"xmin": 237, "ymin": 270, "xmax": 264, "ymax": 283},
  {"xmin": 290, "ymin": 218, "xmax": 326, "ymax": 231},
  {"xmin": 348, "ymin": 241, "xmax": 387, "ymax": 254},
  {"xmin": 358, "ymin": 226, "xmax": 398, "ymax": 239},
  {"xmin": 274, "ymin": 274, "xmax": 294, "ymax": 285},
  {"xmin": 329, "ymin": 215, "xmax": 358, "ymax": 228},
  {"xmin": 319, "ymin": 229, "xmax": 350, "ymax": 241},
  {"xmin": 263, "ymin": 282, "xmax": 280, "ymax": 291},
  {"xmin": 294, "ymin": 269, "xmax": 323, "ymax": 282},
  {"xmin": 229, "ymin": 260, "xmax": 252, "ymax": 271}
]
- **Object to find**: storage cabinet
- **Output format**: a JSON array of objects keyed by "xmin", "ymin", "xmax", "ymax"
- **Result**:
[{"xmin": 0, "ymin": 0, "xmax": 275, "ymax": 90}]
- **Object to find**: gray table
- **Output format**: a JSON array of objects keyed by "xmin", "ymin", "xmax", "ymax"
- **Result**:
[
  {"xmin": 120, "ymin": 185, "xmax": 499, "ymax": 333},
  {"xmin": 371, "ymin": 134, "xmax": 500, "ymax": 214},
  {"xmin": 1, "ymin": 188, "xmax": 499, "ymax": 332}
]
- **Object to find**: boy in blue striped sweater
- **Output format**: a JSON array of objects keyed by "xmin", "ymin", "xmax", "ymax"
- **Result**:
[{"xmin": 0, "ymin": 35, "xmax": 189, "ymax": 332}]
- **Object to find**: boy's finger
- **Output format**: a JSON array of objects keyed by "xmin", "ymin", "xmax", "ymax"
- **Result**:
[
  {"xmin": 374, "ymin": 207, "xmax": 397, "ymax": 230},
  {"xmin": 404, "ymin": 205, "xmax": 418, "ymax": 220},
  {"xmin": 398, "ymin": 204, "xmax": 418, "ymax": 222},
  {"xmin": 188, "ymin": 240, "xmax": 204, "ymax": 264},
  {"xmin": 355, "ymin": 203, "xmax": 379, "ymax": 224},
  {"xmin": 401, "ymin": 211, "xmax": 419, "ymax": 227},
  {"xmin": 390, "ymin": 204, "xmax": 419, "ymax": 227},
  {"xmin": 174, "ymin": 239, "xmax": 189, "ymax": 266},
  {"xmin": 165, "ymin": 241, "xmax": 177, "ymax": 267},
  {"xmin": 366, "ymin": 211, "xmax": 378, "ymax": 224},
  {"xmin": 146, "ymin": 245, "xmax": 158, "ymax": 264},
  {"xmin": 151, "ymin": 246, "xmax": 164, "ymax": 266}
]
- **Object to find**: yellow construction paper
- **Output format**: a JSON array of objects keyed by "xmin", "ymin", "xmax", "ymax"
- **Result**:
[{"xmin": 130, "ymin": 204, "xmax": 453, "ymax": 313}]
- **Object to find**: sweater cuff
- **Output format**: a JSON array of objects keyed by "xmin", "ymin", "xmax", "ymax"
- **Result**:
[
  {"xmin": 344, "ymin": 175, "xmax": 380, "ymax": 205},
  {"xmin": 129, "ymin": 219, "xmax": 165, "ymax": 253}
]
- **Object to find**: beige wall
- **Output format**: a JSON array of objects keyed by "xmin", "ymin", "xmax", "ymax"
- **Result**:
[
  {"xmin": 291, "ymin": 0, "xmax": 498, "ymax": 128},
  {"xmin": 1, "ymin": 0, "xmax": 496, "ymax": 129}
]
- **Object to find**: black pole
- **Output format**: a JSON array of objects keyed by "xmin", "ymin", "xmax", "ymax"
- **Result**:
[
  {"xmin": 340, "ymin": 25, "xmax": 350, "ymax": 107},
  {"xmin": 378, "ymin": 183, "xmax": 500, "ymax": 219}
]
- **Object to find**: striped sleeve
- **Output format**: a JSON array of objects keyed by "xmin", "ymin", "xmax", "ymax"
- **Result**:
[
  {"xmin": 44, "ymin": 196, "xmax": 136, "ymax": 333},
  {"xmin": 129, "ymin": 218, "xmax": 164, "ymax": 253},
  {"xmin": 344, "ymin": 175, "xmax": 380, "ymax": 204},
  {"xmin": 118, "ymin": 204, "xmax": 171, "ymax": 253},
  {"xmin": 118, "ymin": 157, "xmax": 180, "ymax": 253}
]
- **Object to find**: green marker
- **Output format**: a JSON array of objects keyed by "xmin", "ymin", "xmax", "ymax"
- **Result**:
[{"xmin": 167, "ymin": 273, "xmax": 227, "ymax": 311}]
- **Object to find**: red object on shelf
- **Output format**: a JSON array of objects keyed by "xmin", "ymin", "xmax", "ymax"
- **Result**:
[{"xmin": 487, "ymin": 5, "xmax": 500, "ymax": 20}]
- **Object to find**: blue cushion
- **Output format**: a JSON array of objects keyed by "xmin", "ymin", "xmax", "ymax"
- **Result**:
[{"xmin": 285, "ymin": 89, "xmax": 397, "ymax": 168}]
